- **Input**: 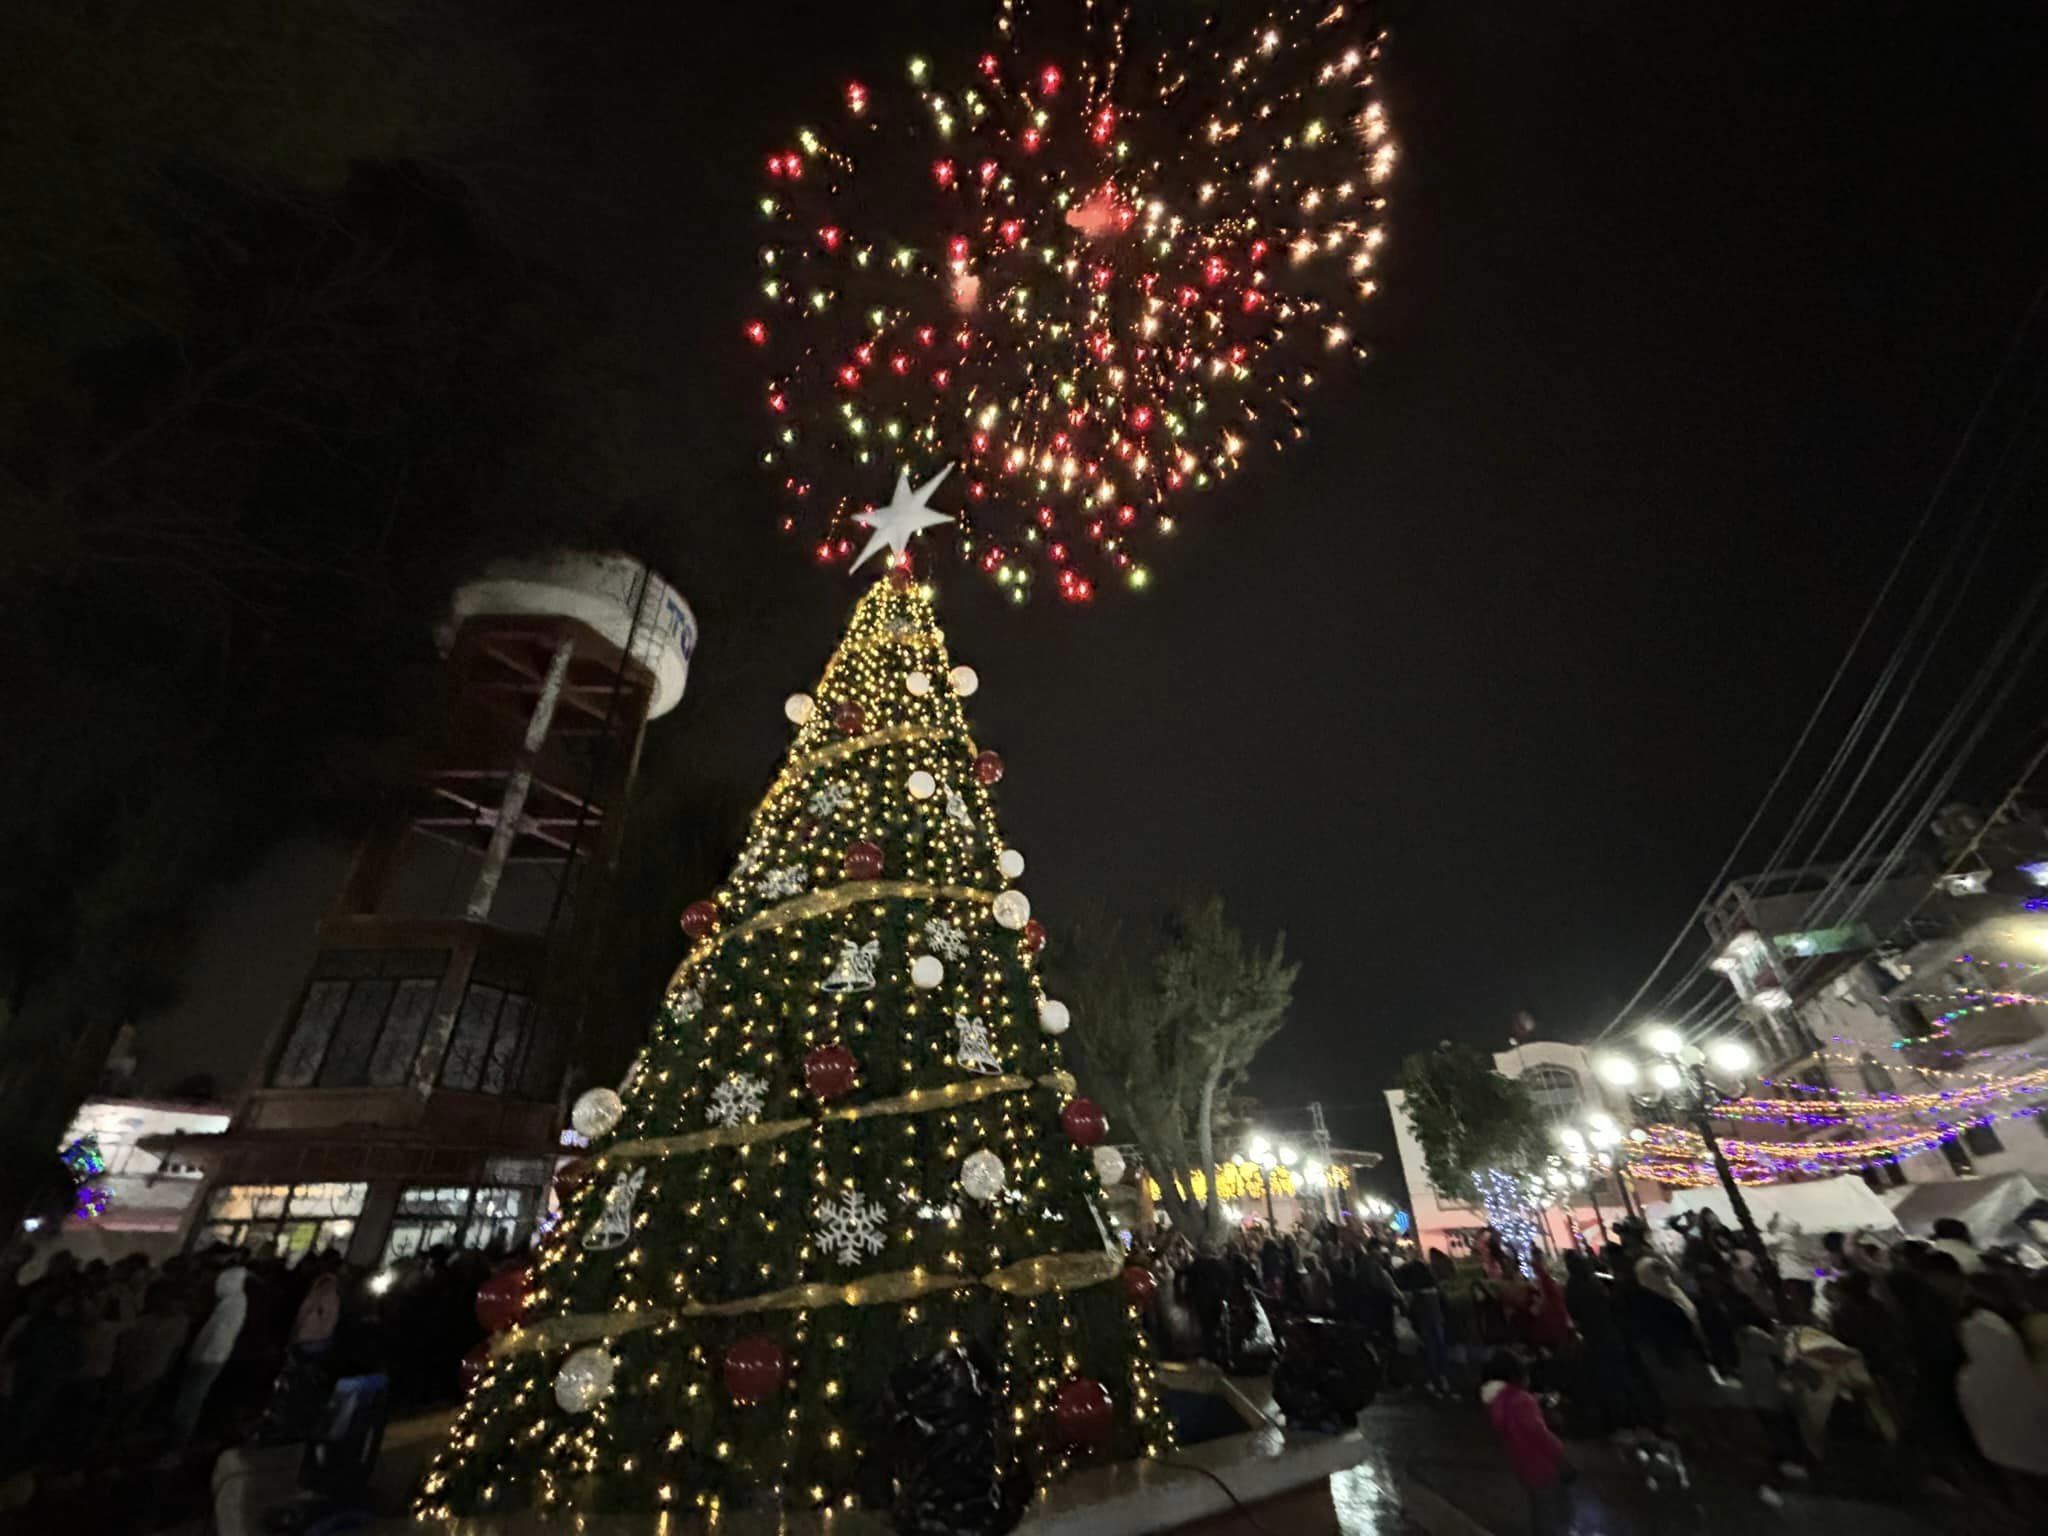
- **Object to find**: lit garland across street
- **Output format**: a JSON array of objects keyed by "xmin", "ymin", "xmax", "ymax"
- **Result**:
[{"xmin": 753, "ymin": 1, "xmax": 1396, "ymax": 601}]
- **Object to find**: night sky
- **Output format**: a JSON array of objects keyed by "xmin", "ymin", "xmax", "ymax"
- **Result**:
[{"xmin": 167, "ymin": 2, "xmax": 2048, "ymax": 1167}]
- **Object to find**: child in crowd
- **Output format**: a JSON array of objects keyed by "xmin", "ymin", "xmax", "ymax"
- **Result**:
[{"xmin": 1481, "ymin": 1349, "xmax": 1572, "ymax": 1536}]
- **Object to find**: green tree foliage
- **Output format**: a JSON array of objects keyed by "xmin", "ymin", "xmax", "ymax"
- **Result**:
[
  {"xmin": 1060, "ymin": 898, "xmax": 1296, "ymax": 1241},
  {"xmin": 0, "ymin": 1, "xmax": 667, "ymax": 1224},
  {"xmin": 1394, "ymin": 1042, "xmax": 1547, "ymax": 1203}
]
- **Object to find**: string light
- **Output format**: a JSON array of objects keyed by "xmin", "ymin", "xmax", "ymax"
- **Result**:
[
  {"xmin": 1474, "ymin": 1169, "xmax": 1539, "ymax": 1275},
  {"xmin": 755, "ymin": 2, "xmax": 1395, "ymax": 601}
]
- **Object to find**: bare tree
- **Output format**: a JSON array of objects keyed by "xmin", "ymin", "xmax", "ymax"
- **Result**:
[{"xmin": 1062, "ymin": 898, "xmax": 1297, "ymax": 1242}]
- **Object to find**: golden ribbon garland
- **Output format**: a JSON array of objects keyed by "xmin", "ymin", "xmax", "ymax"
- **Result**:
[
  {"xmin": 600, "ymin": 1069, "xmax": 1075, "ymax": 1163},
  {"xmin": 784, "ymin": 719, "xmax": 933, "ymax": 775},
  {"xmin": 666, "ymin": 878, "xmax": 998, "ymax": 991},
  {"xmin": 491, "ymin": 1249, "xmax": 1123, "ymax": 1359}
]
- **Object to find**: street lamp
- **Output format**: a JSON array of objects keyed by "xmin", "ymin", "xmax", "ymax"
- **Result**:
[
  {"xmin": 1595, "ymin": 1026, "xmax": 1761, "ymax": 1250},
  {"xmin": 1552, "ymin": 1110, "xmax": 1640, "ymax": 1240}
]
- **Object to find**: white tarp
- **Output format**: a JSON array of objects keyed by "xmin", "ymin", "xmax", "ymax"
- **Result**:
[{"xmin": 1643, "ymin": 1175, "xmax": 1903, "ymax": 1247}]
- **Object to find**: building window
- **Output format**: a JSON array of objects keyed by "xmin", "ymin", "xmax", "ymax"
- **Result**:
[
  {"xmin": 269, "ymin": 951, "xmax": 448, "ymax": 1090},
  {"xmin": 1861, "ymin": 1161, "xmax": 1907, "ymax": 1193},
  {"xmin": 1962, "ymin": 1122, "xmax": 2005, "ymax": 1158},
  {"xmin": 195, "ymin": 1182, "xmax": 367, "ymax": 1260},
  {"xmin": 1857, "ymin": 1053, "xmax": 1897, "ymax": 1095},
  {"xmin": 382, "ymin": 1183, "xmax": 537, "ymax": 1263},
  {"xmin": 440, "ymin": 985, "xmax": 534, "ymax": 1093},
  {"xmin": 1521, "ymin": 1066, "xmax": 1582, "ymax": 1114},
  {"xmin": 1940, "ymin": 1139, "xmax": 1974, "ymax": 1177}
]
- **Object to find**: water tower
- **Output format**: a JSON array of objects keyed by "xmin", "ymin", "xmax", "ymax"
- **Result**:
[{"xmin": 160, "ymin": 553, "xmax": 693, "ymax": 1265}]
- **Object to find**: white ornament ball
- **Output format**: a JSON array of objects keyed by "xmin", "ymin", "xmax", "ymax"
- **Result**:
[
  {"xmin": 997, "ymin": 848, "xmax": 1025, "ymax": 880},
  {"xmin": 948, "ymin": 665, "xmax": 980, "ymax": 697},
  {"xmin": 960, "ymin": 1149, "xmax": 1008, "ymax": 1203},
  {"xmin": 907, "ymin": 671, "xmax": 932, "ymax": 697},
  {"xmin": 784, "ymin": 693, "xmax": 815, "ymax": 725},
  {"xmin": 910, "ymin": 954, "xmax": 945, "ymax": 989},
  {"xmin": 908, "ymin": 769, "xmax": 937, "ymax": 801},
  {"xmin": 553, "ymin": 1346, "xmax": 617, "ymax": 1414},
  {"xmin": 1038, "ymin": 998, "xmax": 1071, "ymax": 1036},
  {"xmin": 991, "ymin": 889, "xmax": 1031, "ymax": 931},
  {"xmin": 571, "ymin": 1087, "xmax": 625, "ymax": 1140},
  {"xmin": 1092, "ymin": 1145, "xmax": 1127, "ymax": 1185}
]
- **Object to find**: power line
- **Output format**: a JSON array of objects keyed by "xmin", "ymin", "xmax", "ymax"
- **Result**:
[{"xmin": 1596, "ymin": 271, "xmax": 2048, "ymax": 1040}]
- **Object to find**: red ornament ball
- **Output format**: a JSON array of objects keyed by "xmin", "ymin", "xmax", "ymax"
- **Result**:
[
  {"xmin": 681, "ymin": 900, "xmax": 719, "ymax": 939},
  {"xmin": 974, "ymin": 749, "xmax": 1005, "ymax": 785},
  {"xmin": 803, "ymin": 1042, "xmax": 858, "ymax": 1102},
  {"xmin": 1023, "ymin": 919, "xmax": 1048, "ymax": 955},
  {"xmin": 843, "ymin": 840, "xmax": 885, "ymax": 880},
  {"xmin": 1060, "ymin": 1098, "xmax": 1108, "ymax": 1148},
  {"xmin": 1052, "ymin": 1377, "xmax": 1114, "ymax": 1447},
  {"xmin": 887, "ymin": 563, "xmax": 915, "ymax": 591},
  {"xmin": 474, "ymin": 1260, "xmax": 532, "ymax": 1334},
  {"xmin": 460, "ymin": 1339, "xmax": 495, "ymax": 1395},
  {"xmin": 722, "ymin": 1333, "xmax": 789, "ymax": 1405},
  {"xmin": 552, "ymin": 1155, "xmax": 596, "ymax": 1203},
  {"xmin": 1121, "ymin": 1265, "xmax": 1158, "ymax": 1308},
  {"xmin": 833, "ymin": 700, "xmax": 865, "ymax": 735}
]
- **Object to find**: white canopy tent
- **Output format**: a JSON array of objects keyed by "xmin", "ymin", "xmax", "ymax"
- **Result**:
[
  {"xmin": 1887, "ymin": 1172, "xmax": 2046, "ymax": 1248},
  {"xmin": 1643, "ymin": 1175, "xmax": 1903, "ymax": 1251}
]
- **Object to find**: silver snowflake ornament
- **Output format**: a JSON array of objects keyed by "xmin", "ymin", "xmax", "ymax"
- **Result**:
[
  {"xmin": 706, "ymin": 1073, "xmax": 769, "ymax": 1128},
  {"xmin": 944, "ymin": 785, "xmax": 974, "ymax": 827},
  {"xmin": 672, "ymin": 987, "xmax": 704, "ymax": 1022},
  {"xmin": 758, "ymin": 865, "xmax": 808, "ymax": 901},
  {"xmin": 815, "ymin": 1186, "xmax": 889, "ymax": 1266},
  {"xmin": 922, "ymin": 917, "xmax": 970, "ymax": 961},
  {"xmin": 809, "ymin": 780, "xmax": 854, "ymax": 818}
]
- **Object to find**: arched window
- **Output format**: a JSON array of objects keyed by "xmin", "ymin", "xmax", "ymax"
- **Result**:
[
  {"xmin": 1858, "ymin": 1052, "xmax": 1896, "ymax": 1096},
  {"xmin": 1521, "ymin": 1065, "xmax": 1583, "ymax": 1113}
]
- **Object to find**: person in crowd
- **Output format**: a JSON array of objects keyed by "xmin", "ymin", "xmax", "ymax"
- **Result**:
[
  {"xmin": 1396, "ymin": 1246, "xmax": 1451, "ymax": 1394},
  {"xmin": 1930, "ymin": 1218, "xmax": 1983, "ymax": 1275},
  {"xmin": 1956, "ymin": 1273, "xmax": 2048, "ymax": 1513},
  {"xmin": 1300, "ymin": 1252, "xmax": 1333, "ymax": 1317},
  {"xmin": 110, "ymin": 1280, "xmax": 191, "ymax": 1436},
  {"xmin": 1562, "ymin": 1249, "xmax": 1645, "ymax": 1435},
  {"xmin": 1184, "ymin": 1240, "xmax": 1234, "ymax": 1363},
  {"xmin": 1893, "ymin": 1248, "xmax": 1974, "ymax": 1476},
  {"xmin": 257, "ymin": 1258, "xmax": 345, "ymax": 1441},
  {"xmin": 1480, "ymin": 1349, "xmax": 1571, "ymax": 1536},
  {"xmin": 1523, "ymin": 1246, "xmax": 1571, "ymax": 1354},
  {"xmin": 170, "ymin": 1263, "xmax": 248, "ymax": 1446},
  {"xmin": 0, "ymin": 1281, "xmax": 83, "ymax": 1473},
  {"xmin": 1631, "ymin": 1253, "xmax": 1715, "ymax": 1441}
]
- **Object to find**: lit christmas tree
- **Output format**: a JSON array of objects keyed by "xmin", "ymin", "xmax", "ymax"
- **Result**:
[{"xmin": 419, "ymin": 553, "xmax": 1165, "ymax": 1525}]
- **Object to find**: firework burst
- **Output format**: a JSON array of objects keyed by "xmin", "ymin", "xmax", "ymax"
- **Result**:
[{"xmin": 752, "ymin": 1, "xmax": 1395, "ymax": 601}]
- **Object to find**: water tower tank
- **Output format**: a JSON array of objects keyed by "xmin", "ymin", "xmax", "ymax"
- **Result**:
[{"xmin": 443, "ymin": 551, "xmax": 696, "ymax": 718}]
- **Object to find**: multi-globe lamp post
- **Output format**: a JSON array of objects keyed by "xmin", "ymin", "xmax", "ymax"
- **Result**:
[
  {"xmin": 1595, "ymin": 1025, "xmax": 1761, "ymax": 1248},
  {"xmin": 1552, "ymin": 1109, "xmax": 1642, "ymax": 1242}
]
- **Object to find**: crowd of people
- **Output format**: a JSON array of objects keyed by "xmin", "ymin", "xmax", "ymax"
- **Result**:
[
  {"xmin": 0, "ymin": 1238, "xmax": 496, "ymax": 1509},
  {"xmin": 1128, "ymin": 1207, "xmax": 2048, "ymax": 1528}
]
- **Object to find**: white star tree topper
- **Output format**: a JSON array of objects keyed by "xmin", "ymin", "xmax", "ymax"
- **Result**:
[{"xmin": 850, "ymin": 463, "xmax": 955, "ymax": 572}]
